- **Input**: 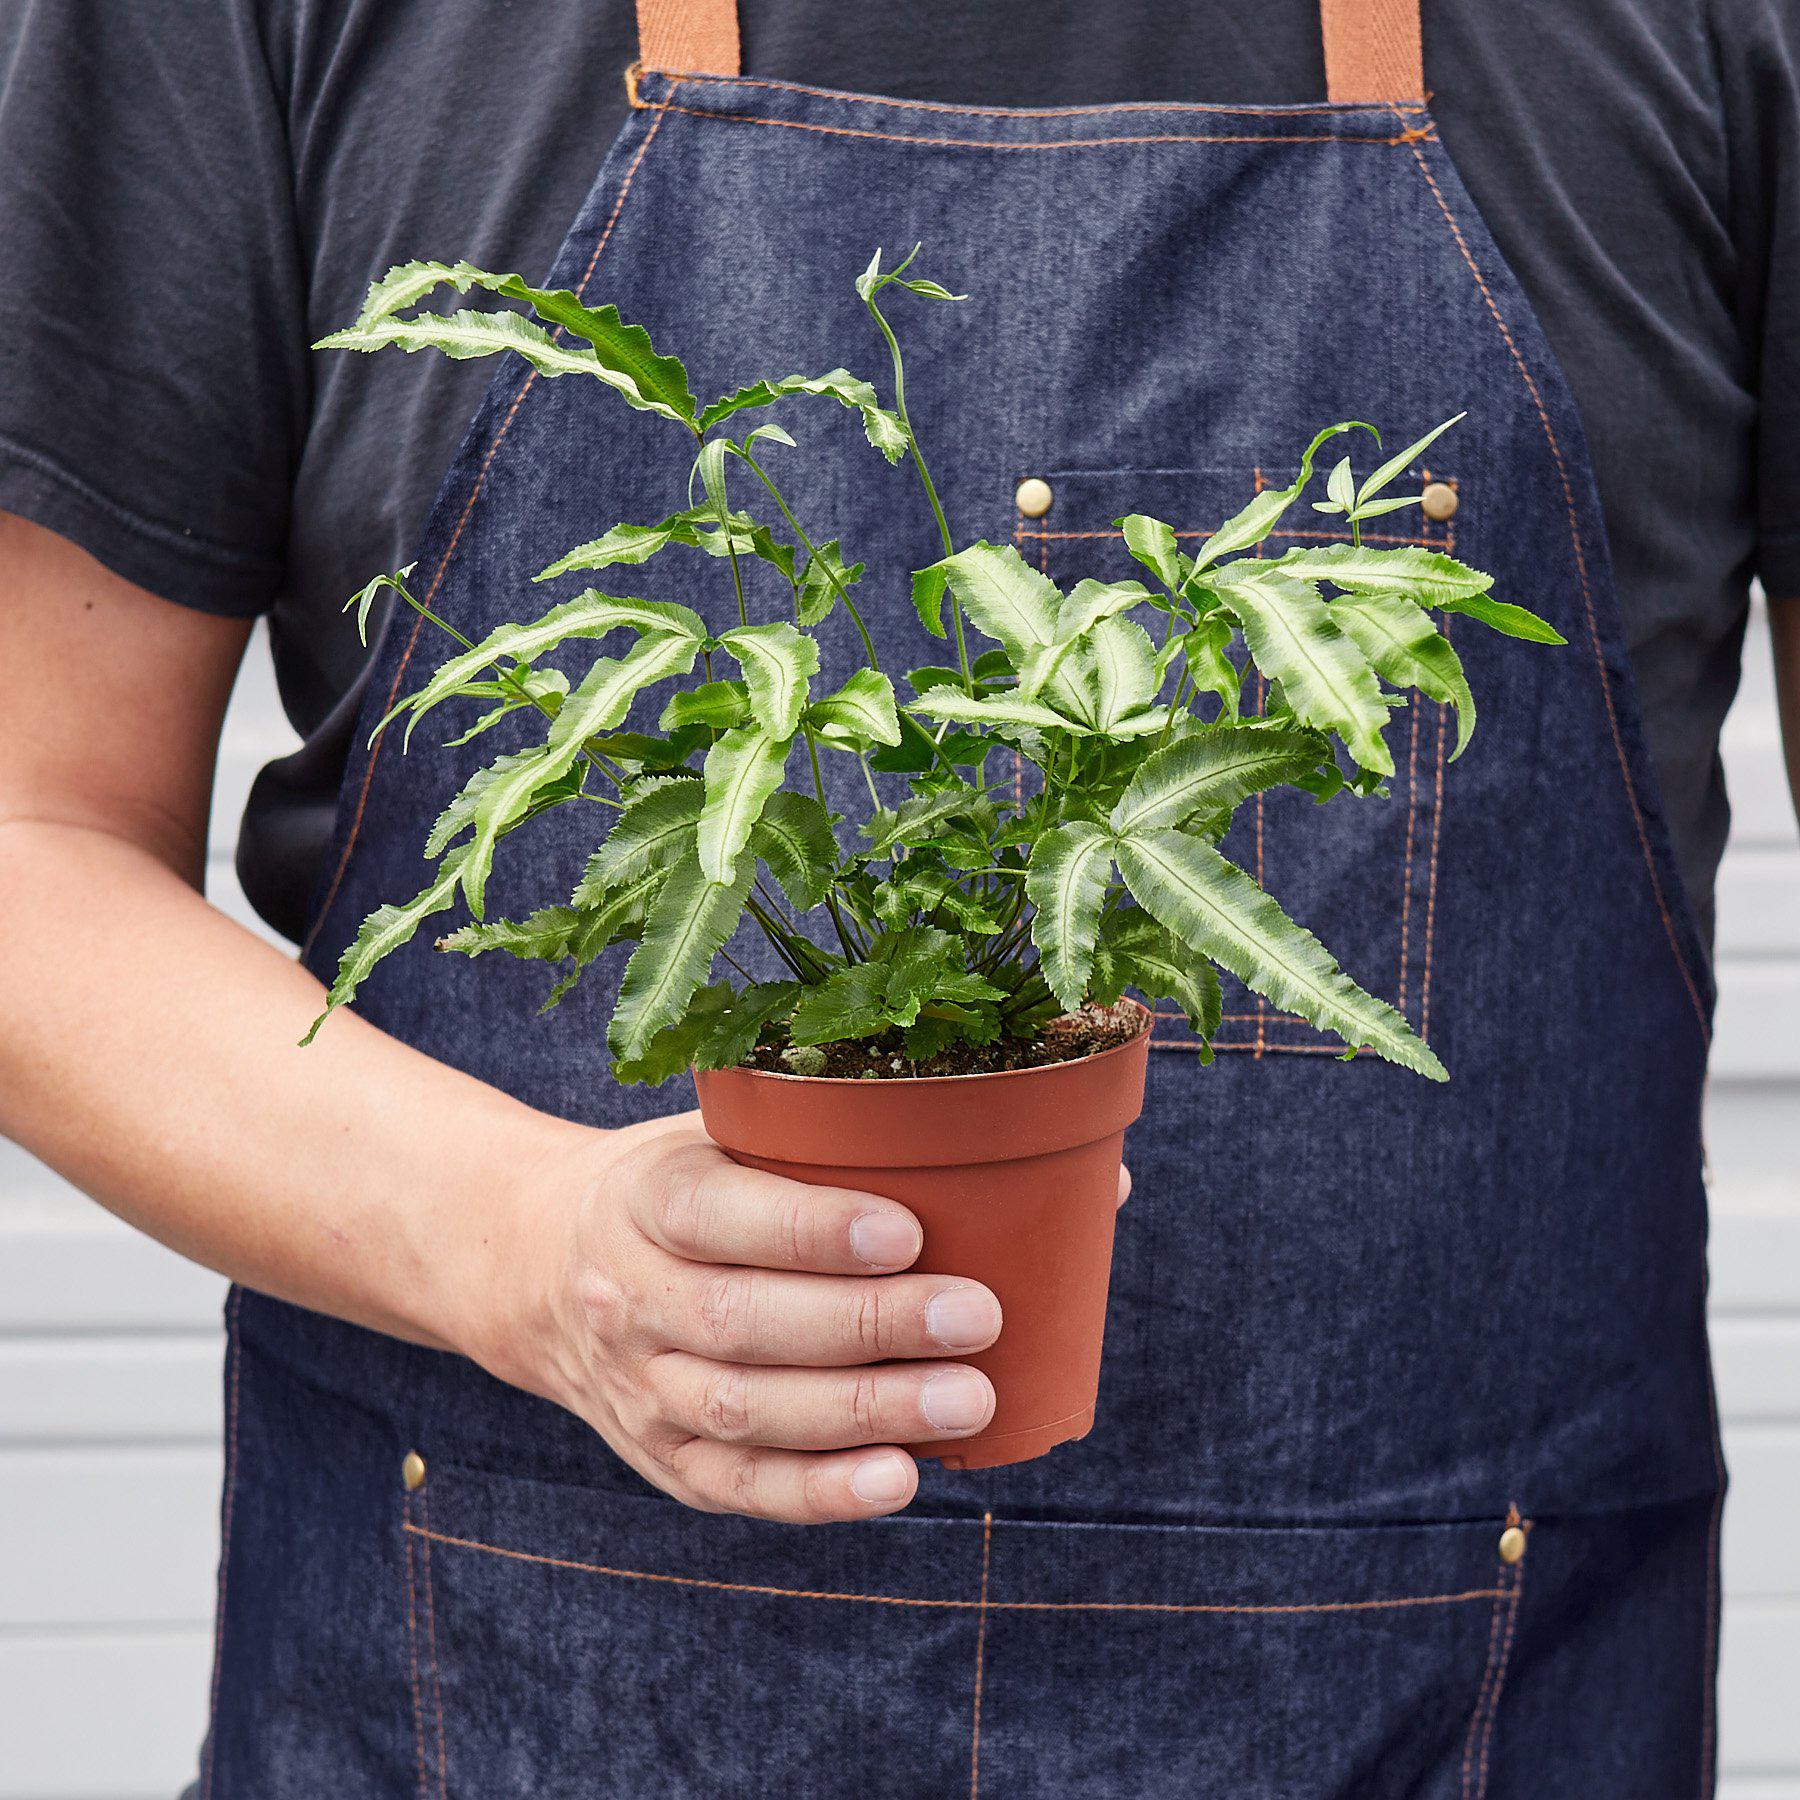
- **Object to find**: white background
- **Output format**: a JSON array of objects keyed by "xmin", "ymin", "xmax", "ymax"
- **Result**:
[{"xmin": 1, "ymin": 610, "xmax": 1795, "ymax": 1797}]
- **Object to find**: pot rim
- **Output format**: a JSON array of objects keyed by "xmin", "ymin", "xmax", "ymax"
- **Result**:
[{"xmin": 695, "ymin": 997, "xmax": 1153, "ymax": 1088}]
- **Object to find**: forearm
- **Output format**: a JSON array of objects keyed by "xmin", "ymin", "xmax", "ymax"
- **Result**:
[{"xmin": 0, "ymin": 816, "xmax": 590, "ymax": 1358}]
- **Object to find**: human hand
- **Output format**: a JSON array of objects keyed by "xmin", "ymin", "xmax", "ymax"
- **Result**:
[{"xmin": 486, "ymin": 1111, "xmax": 1008, "ymax": 1523}]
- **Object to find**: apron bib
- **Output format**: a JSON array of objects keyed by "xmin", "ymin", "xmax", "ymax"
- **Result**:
[{"xmin": 205, "ymin": 3, "xmax": 1725, "ymax": 1791}]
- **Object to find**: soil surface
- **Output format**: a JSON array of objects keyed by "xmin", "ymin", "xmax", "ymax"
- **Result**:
[{"xmin": 744, "ymin": 1000, "xmax": 1148, "ymax": 1080}]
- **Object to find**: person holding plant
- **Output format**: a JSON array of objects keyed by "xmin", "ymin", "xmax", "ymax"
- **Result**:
[{"xmin": 3, "ymin": 0, "xmax": 1798, "ymax": 1793}]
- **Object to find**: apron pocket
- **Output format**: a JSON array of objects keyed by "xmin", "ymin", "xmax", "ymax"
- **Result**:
[
  {"xmin": 401, "ymin": 1460, "xmax": 986, "ymax": 1797},
  {"xmin": 1012, "ymin": 464, "xmax": 1463, "ymax": 1062},
  {"xmin": 400, "ymin": 1458, "xmax": 1526, "ymax": 1798},
  {"xmin": 975, "ymin": 1506, "xmax": 1528, "ymax": 1799}
]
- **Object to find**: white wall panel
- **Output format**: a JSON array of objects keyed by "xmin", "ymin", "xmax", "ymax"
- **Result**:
[{"xmin": 0, "ymin": 1633, "xmax": 214, "ymax": 1800}]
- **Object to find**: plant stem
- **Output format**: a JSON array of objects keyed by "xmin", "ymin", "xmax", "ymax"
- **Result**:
[
  {"xmin": 723, "ymin": 537, "xmax": 749, "ymax": 629},
  {"xmin": 804, "ymin": 727, "xmax": 861, "ymax": 963},
  {"xmin": 743, "ymin": 896, "xmax": 824, "ymax": 980},
  {"xmin": 1001, "ymin": 969, "xmax": 1054, "ymax": 1019},
  {"xmin": 754, "ymin": 875, "xmax": 793, "ymax": 927},
  {"xmin": 864, "ymin": 288, "xmax": 973, "ymax": 695},
  {"xmin": 741, "ymin": 453, "xmax": 881, "ymax": 672},
  {"xmin": 743, "ymin": 467, "xmax": 965, "ymax": 787}
]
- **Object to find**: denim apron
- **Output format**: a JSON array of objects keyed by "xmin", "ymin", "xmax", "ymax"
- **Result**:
[{"xmin": 202, "ymin": 1, "xmax": 1726, "ymax": 1792}]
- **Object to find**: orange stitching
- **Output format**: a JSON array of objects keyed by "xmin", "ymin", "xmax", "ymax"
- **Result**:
[
  {"xmin": 1401, "ymin": 139, "xmax": 1709, "ymax": 1043},
  {"xmin": 303, "ymin": 86, "xmax": 680, "ymax": 956},
  {"xmin": 1461, "ymin": 1570, "xmax": 1509, "ymax": 1797},
  {"xmin": 1473, "ymin": 1555, "xmax": 1527, "ymax": 1796},
  {"xmin": 1007, "ymin": 507, "xmax": 1027, "ymax": 805},
  {"xmin": 1460, "ymin": 1507, "xmax": 1529, "ymax": 1799},
  {"xmin": 1397, "ymin": 663, "xmax": 1423, "ymax": 1021},
  {"xmin": 402, "ymin": 1497, "xmax": 430, "ymax": 1799},
  {"xmin": 1397, "ymin": 471, "xmax": 1453, "ymax": 1022},
  {"xmin": 657, "ymin": 100, "xmax": 1432, "ymax": 152},
  {"xmin": 1414, "ymin": 493, "xmax": 1455, "ymax": 1037},
  {"xmin": 1249, "ymin": 472, "xmax": 1271, "ymax": 1059},
  {"xmin": 970, "ymin": 1512, "xmax": 992, "ymax": 1798},
  {"xmin": 197, "ymin": 1288, "xmax": 242, "ymax": 1800},
  {"xmin": 647, "ymin": 68, "xmax": 1428, "ymax": 121},
  {"xmin": 402, "ymin": 1522, "xmax": 1505, "ymax": 1615},
  {"xmin": 1420, "ymin": 670, "xmax": 1448, "ymax": 1044},
  {"xmin": 418, "ymin": 1487, "xmax": 448, "ymax": 1800}
]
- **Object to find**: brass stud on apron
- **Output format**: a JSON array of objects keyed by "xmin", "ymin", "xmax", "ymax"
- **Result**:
[
  {"xmin": 1421, "ymin": 480, "xmax": 1459, "ymax": 521},
  {"xmin": 1014, "ymin": 476, "xmax": 1054, "ymax": 518},
  {"xmin": 401, "ymin": 1450, "xmax": 427, "ymax": 1492},
  {"xmin": 1498, "ymin": 1523, "xmax": 1527, "ymax": 1565}
]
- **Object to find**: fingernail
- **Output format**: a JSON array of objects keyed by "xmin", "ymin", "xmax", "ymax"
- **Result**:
[
  {"xmin": 925, "ymin": 1285, "xmax": 1002, "ymax": 1350},
  {"xmin": 850, "ymin": 1210, "xmax": 921, "ymax": 1268},
  {"xmin": 850, "ymin": 1453, "xmax": 912, "ymax": 1504},
  {"xmin": 920, "ymin": 1370, "xmax": 992, "ymax": 1433}
]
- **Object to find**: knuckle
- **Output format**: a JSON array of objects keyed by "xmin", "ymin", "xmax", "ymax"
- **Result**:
[
  {"xmin": 719, "ymin": 1447, "xmax": 764, "ymax": 1514},
  {"xmin": 695, "ymin": 1270, "xmax": 759, "ymax": 1355},
  {"xmin": 637, "ymin": 1421, "xmax": 686, "ymax": 1477},
  {"xmin": 575, "ymin": 1267, "xmax": 632, "ymax": 1347},
  {"xmin": 774, "ymin": 1191, "xmax": 816, "ymax": 1268},
  {"xmin": 697, "ymin": 1365, "xmax": 755, "ymax": 1443},
  {"xmin": 659, "ymin": 1441, "xmax": 725, "ymax": 1513},
  {"xmin": 798, "ymin": 1460, "xmax": 841, "ymax": 1523},
  {"xmin": 651, "ymin": 1161, "xmax": 709, "ymax": 1253},
  {"xmin": 846, "ymin": 1283, "xmax": 893, "ymax": 1358},
  {"xmin": 846, "ymin": 1369, "xmax": 884, "ymax": 1441}
]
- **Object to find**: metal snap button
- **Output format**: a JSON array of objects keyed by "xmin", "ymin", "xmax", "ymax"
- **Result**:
[
  {"xmin": 1498, "ymin": 1524, "xmax": 1527, "ymax": 1565},
  {"xmin": 402, "ymin": 1450, "xmax": 427, "ymax": 1492},
  {"xmin": 1421, "ymin": 481, "xmax": 1459, "ymax": 522},
  {"xmin": 1014, "ymin": 477, "xmax": 1054, "ymax": 519}
]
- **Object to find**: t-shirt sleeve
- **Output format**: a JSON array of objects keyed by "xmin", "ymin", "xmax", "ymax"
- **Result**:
[
  {"xmin": 1717, "ymin": 0, "xmax": 1800, "ymax": 599},
  {"xmin": 0, "ymin": 0, "xmax": 302, "ymax": 615}
]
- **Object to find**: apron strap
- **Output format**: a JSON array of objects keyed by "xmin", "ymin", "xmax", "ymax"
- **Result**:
[
  {"xmin": 635, "ymin": 0, "xmax": 740, "ymax": 76},
  {"xmin": 1320, "ymin": 0, "xmax": 1424, "ymax": 104},
  {"xmin": 633, "ymin": 0, "xmax": 1422, "ymax": 104}
]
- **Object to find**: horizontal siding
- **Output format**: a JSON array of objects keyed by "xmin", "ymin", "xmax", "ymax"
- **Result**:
[
  {"xmin": 0, "ymin": 1633, "xmax": 215, "ymax": 1800},
  {"xmin": 0, "ymin": 1337, "xmax": 223, "ymax": 1443},
  {"xmin": 1, "ymin": 606, "xmax": 1794, "ymax": 1800}
]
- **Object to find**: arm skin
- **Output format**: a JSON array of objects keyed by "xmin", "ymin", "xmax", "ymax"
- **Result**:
[
  {"xmin": 0, "ymin": 512, "xmax": 1019, "ymax": 1522},
  {"xmin": 1774, "ymin": 598, "xmax": 1800, "ymax": 826}
]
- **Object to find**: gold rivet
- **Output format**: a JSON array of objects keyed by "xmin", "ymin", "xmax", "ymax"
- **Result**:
[
  {"xmin": 1421, "ymin": 481, "xmax": 1459, "ymax": 522},
  {"xmin": 401, "ymin": 1450, "xmax": 426, "ymax": 1492},
  {"xmin": 1014, "ymin": 477, "xmax": 1054, "ymax": 519},
  {"xmin": 1498, "ymin": 1524, "xmax": 1527, "ymax": 1565}
]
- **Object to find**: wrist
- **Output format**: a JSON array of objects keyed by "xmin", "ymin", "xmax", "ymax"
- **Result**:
[{"xmin": 432, "ymin": 1108, "xmax": 600, "ymax": 1402}]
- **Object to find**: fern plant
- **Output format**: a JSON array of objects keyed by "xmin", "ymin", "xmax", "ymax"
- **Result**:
[{"xmin": 303, "ymin": 249, "xmax": 1563, "ymax": 1084}]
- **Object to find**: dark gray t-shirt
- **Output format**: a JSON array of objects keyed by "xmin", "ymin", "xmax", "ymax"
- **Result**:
[{"xmin": 2, "ymin": 0, "xmax": 1796, "ymax": 948}]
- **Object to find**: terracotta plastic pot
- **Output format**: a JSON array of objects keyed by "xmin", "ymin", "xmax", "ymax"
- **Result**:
[{"xmin": 692, "ymin": 1003, "xmax": 1151, "ymax": 1470}]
